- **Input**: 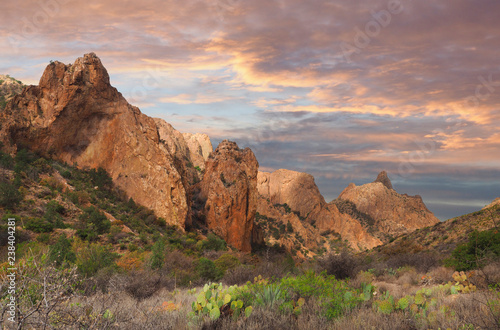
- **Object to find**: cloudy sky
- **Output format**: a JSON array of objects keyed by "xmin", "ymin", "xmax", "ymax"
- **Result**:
[{"xmin": 1, "ymin": 0, "xmax": 499, "ymax": 220}]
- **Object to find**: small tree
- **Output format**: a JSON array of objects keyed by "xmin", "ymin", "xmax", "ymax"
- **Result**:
[{"xmin": 150, "ymin": 240, "xmax": 165, "ymax": 270}]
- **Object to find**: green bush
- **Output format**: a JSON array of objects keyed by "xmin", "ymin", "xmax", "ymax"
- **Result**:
[
  {"xmin": 76, "ymin": 206, "xmax": 111, "ymax": 240},
  {"xmin": 49, "ymin": 235, "xmax": 76, "ymax": 267},
  {"xmin": 202, "ymin": 233, "xmax": 227, "ymax": 251},
  {"xmin": 88, "ymin": 167, "xmax": 113, "ymax": 190},
  {"xmin": 196, "ymin": 257, "xmax": 223, "ymax": 281},
  {"xmin": 279, "ymin": 271, "xmax": 361, "ymax": 319},
  {"xmin": 76, "ymin": 243, "xmax": 118, "ymax": 277},
  {"xmin": 446, "ymin": 228, "xmax": 500, "ymax": 271},
  {"xmin": 215, "ymin": 254, "xmax": 241, "ymax": 273},
  {"xmin": 0, "ymin": 152, "xmax": 13, "ymax": 169},
  {"xmin": 25, "ymin": 217, "xmax": 54, "ymax": 233},
  {"xmin": 0, "ymin": 180, "xmax": 23, "ymax": 208}
]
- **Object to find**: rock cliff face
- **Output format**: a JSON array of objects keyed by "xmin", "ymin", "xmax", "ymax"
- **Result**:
[
  {"xmin": 154, "ymin": 118, "xmax": 212, "ymax": 183},
  {"xmin": 257, "ymin": 169, "xmax": 381, "ymax": 250},
  {"xmin": 198, "ymin": 140, "xmax": 259, "ymax": 252},
  {"xmin": 337, "ymin": 171, "xmax": 439, "ymax": 236},
  {"xmin": 0, "ymin": 53, "xmax": 201, "ymax": 228}
]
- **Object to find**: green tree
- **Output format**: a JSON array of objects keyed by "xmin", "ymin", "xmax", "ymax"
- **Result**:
[{"xmin": 150, "ymin": 240, "xmax": 165, "ymax": 270}]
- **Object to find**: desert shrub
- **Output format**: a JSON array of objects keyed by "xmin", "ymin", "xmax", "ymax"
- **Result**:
[
  {"xmin": 279, "ymin": 271, "xmax": 362, "ymax": 319},
  {"xmin": 215, "ymin": 253, "xmax": 241, "ymax": 273},
  {"xmin": 0, "ymin": 180, "xmax": 23, "ymax": 208},
  {"xmin": 14, "ymin": 148, "xmax": 36, "ymax": 173},
  {"xmin": 318, "ymin": 249, "xmax": 358, "ymax": 279},
  {"xmin": 76, "ymin": 206, "xmax": 111, "ymax": 240},
  {"xmin": 196, "ymin": 257, "xmax": 223, "ymax": 281},
  {"xmin": 0, "ymin": 152, "xmax": 13, "ymax": 169},
  {"xmin": 36, "ymin": 233, "xmax": 51, "ymax": 243},
  {"xmin": 48, "ymin": 235, "xmax": 76, "ymax": 267},
  {"xmin": 202, "ymin": 233, "xmax": 227, "ymax": 251},
  {"xmin": 428, "ymin": 266, "xmax": 454, "ymax": 284},
  {"xmin": 4, "ymin": 250, "xmax": 79, "ymax": 329},
  {"xmin": 76, "ymin": 243, "xmax": 118, "ymax": 277},
  {"xmin": 150, "ymin": 239, "xmax": 166, "ymax": 270},
  {"xmin": 124, "ymin": 270, "xmax": 164, "ymax": 301},
  {"xmin": 386, "ymin": 252, "xmax": 439, "ymax": 273},
  {"xmin": 88, "ymin": 167, "xmax": 113, "ymax": 190},
  {"xmin": 447, "ymin": 228, "xmax": 500, "ymax": 271},
  {"xmin": 223, "ymin": 265, "xmax": 256, "ymax": 285},
  {"xmin": 25, "ymin": 217, "xmax": 54, "ymax": 233},
  {"xmin": 43, "ymin": 200, "xmax": 66, "ymax": 229}
]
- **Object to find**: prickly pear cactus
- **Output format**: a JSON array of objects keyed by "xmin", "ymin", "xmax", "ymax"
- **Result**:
[{"xmin": 191, "ymin": 282, "xmax": 252, "ymax": 320}]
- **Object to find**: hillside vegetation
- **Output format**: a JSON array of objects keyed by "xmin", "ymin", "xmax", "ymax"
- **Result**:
[{"xmin": 0, "ymin": 143, "xmax": 499, "ymax": 329}]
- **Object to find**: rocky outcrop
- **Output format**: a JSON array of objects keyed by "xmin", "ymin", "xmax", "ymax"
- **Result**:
[
  {"xmin": 154, "ymin": 118, "xmax": 212, "ymax": 182},
  {"xmin": 257, "ymin": 169, "xmax": 381, "ymax": 250},
  {"xmin": 0, "ymin": 53, "xmax": 195, "ymax": 228},
  {"xmin": 337, "ymin": 171, "xmax": 439, "ymax": 236},
  {"xmin": 0, "ymin": 74, "xmax": 24, "ymax": 109},
  {"xmin": 199, "ymin": 140, "xmax": 259, "ymax": 252},
  {"xmin": 374, "ymin": 170, "xmax": 393, "ymax": 190},
  {"xmin": 183, "ymin": 132, "xmax": 212, "ymax": 166}
]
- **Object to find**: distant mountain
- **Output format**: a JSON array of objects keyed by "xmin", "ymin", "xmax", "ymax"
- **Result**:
[{"xmin": 334, "ymin": 171, "xmax": 439, "ymax": 240}]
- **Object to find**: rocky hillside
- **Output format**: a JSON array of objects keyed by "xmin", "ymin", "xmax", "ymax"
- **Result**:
[
  {"xmin": 257, "ymin": 169, "xmax": 382, "ymax": 252},
  {"xmin": 0, "ymin": 74, "xmax": 24, "ymax": 109},
  {"xmin": 256, "ymin": 169, "xmax": 440, "ymax": 253},
  {"xmin": 0, "ymin": 53, "xmax": 212, "ymax": 230},
  {"xmin": 336, "ymin": 171, "xmax": 439, "ymax": 238},
  {"xmin": 375, "ymin": 198, "xmax": 499, "ymax": 256}
]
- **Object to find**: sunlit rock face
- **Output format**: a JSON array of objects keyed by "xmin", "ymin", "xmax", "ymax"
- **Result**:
[{"xmin": 199, "ymin": 140, "xmax": 259, "ymax": 252}]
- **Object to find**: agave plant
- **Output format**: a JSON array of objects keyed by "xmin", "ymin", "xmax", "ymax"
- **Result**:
[{"xmin": 255, "ymin": 283, "xmax": 287, "ymax": 308}]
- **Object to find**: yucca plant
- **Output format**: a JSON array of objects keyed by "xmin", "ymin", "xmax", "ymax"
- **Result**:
[{"xmin": 255, "ymin": 283, "xmax": 287, "ymax": 308}]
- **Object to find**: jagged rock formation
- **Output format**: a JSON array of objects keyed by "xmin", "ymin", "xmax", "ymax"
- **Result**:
[
  {"xmin": 337, "ymin": 171, "xmax": 439, "ymax": 236},
  {"xmin": 0, "ymin": 53, "xmax": 206, "ymax": 228},
  {"xmin": 198, "ymin": 140, "xmax": 258, "ymax": 252},
  {"xmin": 257, "ymin": 169, "xmax": 381, "ymax": 250},
  {"xmin": 374, "ymin": 170, "xmax": 393, "ymax": 190}
]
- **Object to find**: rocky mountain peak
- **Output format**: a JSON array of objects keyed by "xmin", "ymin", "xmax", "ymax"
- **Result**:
[
  {"xmin": 338, "ymin": 174, "xmax": 439, "ymax": 237},
  {"xmin": 373, "ymin": 170, "xmax": 393, "ymax": 190},
  {"xmin": 0, "ymin": 53, "xmax": 210, "ymax": 229}
]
